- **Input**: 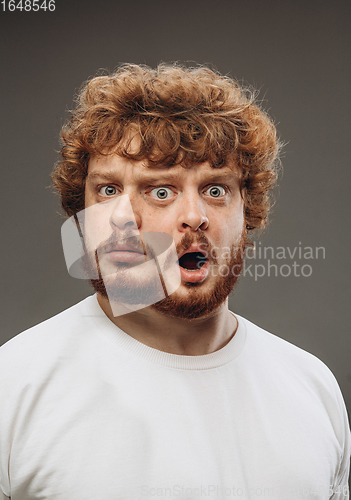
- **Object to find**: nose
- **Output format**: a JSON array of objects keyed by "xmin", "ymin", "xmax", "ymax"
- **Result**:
[
  {"xmin": 109, "ymin": 194, "xmax": 141, "ymax": 230},
  {"xmin": 177, "ymin": 194, "xmax": 209, "ymax": 232}
]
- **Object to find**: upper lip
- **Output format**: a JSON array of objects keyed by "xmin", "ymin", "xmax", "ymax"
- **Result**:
[
  {"xmin": 106, "ymin": 243, "xmax": 144, "ymax": 254},
  {"xmin": 178, "ymin": 244, "xmax": 208, "ymax": 260}
]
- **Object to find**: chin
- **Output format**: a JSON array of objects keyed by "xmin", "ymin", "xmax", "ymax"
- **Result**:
[{"xmin": 150, "ymin": 274, "xmax": 236, "ymax": 320}]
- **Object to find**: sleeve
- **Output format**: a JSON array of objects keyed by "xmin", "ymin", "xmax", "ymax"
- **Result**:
[
  {"xmin": 330, "ymin": 464, "xmax": 350, "ymax": 500},
  {"xmin": 0, "ymin": 351, "xmax": 13, "ymax": 500},
  {"xmin": 330, "ymin": 398, "xmax": 351, "ymax": 500}
]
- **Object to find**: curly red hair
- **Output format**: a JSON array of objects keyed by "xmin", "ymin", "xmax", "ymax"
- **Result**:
[{"xmin": 52, "ymin": 63, "xmax": 281, "ymax": 231}]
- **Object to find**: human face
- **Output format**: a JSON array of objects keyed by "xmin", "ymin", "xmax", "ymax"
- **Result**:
[{"xmin": 84, "ymin": 154, "xmax": 245, "ymax": 319}]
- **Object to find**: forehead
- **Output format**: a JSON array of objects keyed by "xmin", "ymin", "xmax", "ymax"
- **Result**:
[{"xmin": 86, "ymin": 154, "xmax": 240, "ymax": 183}]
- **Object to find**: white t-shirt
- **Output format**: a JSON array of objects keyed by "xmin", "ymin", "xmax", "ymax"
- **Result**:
[{"xmin": 0, "ymin": 295, "xmax": 349, "ymax": 500}]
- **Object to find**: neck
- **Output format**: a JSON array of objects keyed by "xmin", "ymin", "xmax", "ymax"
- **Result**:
[{"xmin": 97, "ymin": 294, "xmax": 238, "ymax": 356}]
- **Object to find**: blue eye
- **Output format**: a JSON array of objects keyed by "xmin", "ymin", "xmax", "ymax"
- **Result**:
[
  {"xmin": 99, "ymin": 186, "xmax": 117, "ymax": 196},
  {"xmin": 206, "ymin": 185, "xmax": 226, "ymax": 198},
  {"xmin": 150, "ymin": 187, "xmax": 173, "ymax": 200}
]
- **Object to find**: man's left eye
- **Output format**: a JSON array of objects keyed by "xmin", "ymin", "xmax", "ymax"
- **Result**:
[
  {"xmin": 150, "ymin": 187, "xmax": 173, "ymax": 200},
  {"xmin": 205, "ymin": 185, "xmax": 226, "ymax": 198}
]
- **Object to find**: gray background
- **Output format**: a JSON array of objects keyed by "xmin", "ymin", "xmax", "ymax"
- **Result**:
[{"xmin": 1, "ymin": 0, "xmax": 350, "ymax": 426}]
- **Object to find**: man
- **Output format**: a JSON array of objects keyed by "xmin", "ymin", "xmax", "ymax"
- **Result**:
[{"xmin": 0, "ymin": 64, "xmax": 349, "ymax": 500}]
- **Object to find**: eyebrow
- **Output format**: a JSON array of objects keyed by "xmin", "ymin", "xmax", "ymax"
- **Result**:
[
  {"xmin": 86, "ymin": 168, "xmax": 237, "ymax": 184},
  {"xmin": 87, "ymin": 172, "xmax": 120, "ymax": 181}
]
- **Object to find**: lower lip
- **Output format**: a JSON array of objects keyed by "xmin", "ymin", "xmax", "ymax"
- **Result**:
[
  {"xmin": 107, "ymin": 251, "xmax": 146, "ymax": 264},
  {"xmin": 179, "ymin": 260, "xmax": 209, "ymax": 283}
]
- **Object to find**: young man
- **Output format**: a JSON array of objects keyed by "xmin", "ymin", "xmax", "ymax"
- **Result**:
[{"xmin": 0, "ymin": 64, "xmax": 349, "ymax": 500}]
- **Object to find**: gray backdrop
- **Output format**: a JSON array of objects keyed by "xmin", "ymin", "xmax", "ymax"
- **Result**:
[{"xmin": 1, "ymin": 0, "xmax": 350, "ymax": 423}]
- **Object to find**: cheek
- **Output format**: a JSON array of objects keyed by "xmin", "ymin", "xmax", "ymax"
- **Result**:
[
  {"xmin": 82, "ymin": 205, "xmax": 113, "ymax": 251},
  {"xmin": 84, "ymin": 186, "xmax": 95, "ymax": 207},
  {"xmin": 211, "ymin": 208, "xmax": 245, "ymax": 248},
  {"xmin": 230, "ymin": 199, "xmax": 245, "ymax": 231},
  {"xmin": 213, "ymin": 204, "xmax": 244, "ymax": 231}
]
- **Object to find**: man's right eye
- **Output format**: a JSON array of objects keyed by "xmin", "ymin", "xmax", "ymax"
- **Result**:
[{"xmin": 99, "ymin": 186, "xmax": 118, "ymax": 196}]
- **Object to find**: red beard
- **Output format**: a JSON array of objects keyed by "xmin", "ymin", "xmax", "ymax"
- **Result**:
[{"xmin": 89, "ymin": 230, "xmax": 246, "ymax": 320}]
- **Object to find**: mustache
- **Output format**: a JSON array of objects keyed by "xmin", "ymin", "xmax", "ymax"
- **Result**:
[
  {"xmin": 96, "ymin": 231, "xmax": 145, "ymax": 255},
  {"xmin": 175, "ymin": 231, "xmax": 218, "ymax": 263},
  {"xmin": 91, "ymin": 230, "xmax": 218, "ymax": 267}
]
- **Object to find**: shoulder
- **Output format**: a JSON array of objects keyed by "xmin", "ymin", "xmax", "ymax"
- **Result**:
[
  {"xmin": 236, "ymin": 314, "xmax": 351, "ymax": 483},
  {"xmin": 236, "ymin": 314, "xmax": 348, "ymax": 412},
  {"xmin": 0, "ymin": 295, "xmax": 98, "ymax": 376},
  {"xmin": 238, "ymin": 313, "xmax": 331, "ymax": 368}
]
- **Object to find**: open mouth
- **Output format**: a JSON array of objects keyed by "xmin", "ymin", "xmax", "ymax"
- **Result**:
[{"xmin": 178, "ymin": 252, "xmax": 207, "ymax": 271}]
